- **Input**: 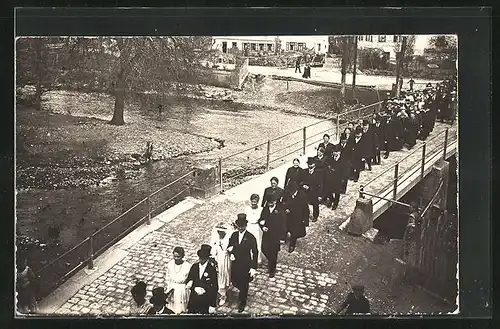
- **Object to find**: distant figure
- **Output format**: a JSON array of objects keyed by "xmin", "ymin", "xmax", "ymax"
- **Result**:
[
  {"xmin": 158, "ymin": 104, "xmax": 163, "ymax": 115},
  {"xmin": 408, "ymin": 78, "xmax": 415, "ymax": 91},
  {"xmin": 295, "ymin": 57, "xmax": 302, "ymax": 73},
  {"xmin": 302, "ymin": 63, "xmax": 311, "ymax": 79},
  {"xmin": 16, "ymin": 255, "xmax": 39, "ymax": 314},
  {"xmin": 336, "ymin": 284, "xmax": 371, "ymax": 315},
  {"xmin": 144, "ymin": 141, "xmax": 153, "ymax": 163}
]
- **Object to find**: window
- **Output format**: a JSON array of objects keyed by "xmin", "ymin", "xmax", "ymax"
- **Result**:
[
  {"xmin": 243, "ymin": 43, "xmax": 249, "ymax": 50},
  {"xmin": 290, "ymin": 42, "xmax": 295, "ymax": 51},
  {"xmin": 365, "ymin": 35, "xmax": 373, "ymax": 42},
  {"xmin": 267, "ymin": 44, "xmax": 273, "ymax": 51},
  {"xmin": 378, "ymin": 35, "xmax": 387, "ymax": 42},
  {"xmin": 232, "ymin": 42, "xmax": 237, "ymax": 48},
  {"xmin": 298, "ymin": 43, "xmax": 304, "ymax": 51},
  {"xmin": 393, "ymin": 35, "xmax": 401, "ymax": 42},
  {"xmin": 358, "ymin": 35, "xmax": 364, "ymax": 41},
  {"xmin": 259, "ymin": 43, "xmax": 264, "ymax": 51},
  {"xmin": 251, "ymin": 43, "xmax": 256, "ymax": 51}
]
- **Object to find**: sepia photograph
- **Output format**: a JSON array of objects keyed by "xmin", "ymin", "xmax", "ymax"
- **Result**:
[{"xmin": 15, "ymin": 33, "xmax": 459, "ymax": 317}]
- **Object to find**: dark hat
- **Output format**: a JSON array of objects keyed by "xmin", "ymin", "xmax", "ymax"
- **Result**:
[
  {"xmin": 354, "ymin": 126, "xmax": 363, "ymax": 135},
  {"xmin": 352, "ymin": 284, "xmax": 365, "ymax": 293},
  {"xmin": 362, "ymin": 119, "xmax": 370, "ymax": 125},
  {"xmin": 340, "ymin": 132, "xmax": 347, "ymax": 140},
  {"xmin": 150, "ymin": 287, "xmax": 173, "ymax": 305},
  {"xmin": 234, "ymin": 213, "xmax": 248, "ymax": 227},
  {"xmin": 250, "ymin": 193, "xmax": 260, "ymax": 201},
  {"xmin": 268, "ymin": 193, "xmax": 279, "ymax": 202},
  {"xmin": 332, "ymin": 144, "xmax": 341, "ymax": 153},
  {"xmin": 197, "ymin": 244, "xmax": 212, "ymax": 258},
  {"xmin": 307, "ymin": 157, "xmax": 315, "ymax": 165},
  {"xmin": 131, "ymin": 281, "xmax": 147, "ymax": 295}
]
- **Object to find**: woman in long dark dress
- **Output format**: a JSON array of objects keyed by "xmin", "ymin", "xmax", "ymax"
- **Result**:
[
  {"xmin": 261, "ymin": 176, "xmax": 284, "ymax": 208},
  {"xmin": 282, "ymin": 182, "xmax": 308, "ymax": 253},
  {"xmin": 284, "ymin": 158, "xmax": 304, "ymax": 189}
]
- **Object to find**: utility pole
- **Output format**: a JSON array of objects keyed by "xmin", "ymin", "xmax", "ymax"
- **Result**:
[
  {"xmin": 352, "ymin": 35, "xmax": 358, "ymax": 99},
  {"xmin": 340, "ymin": 36, "xmax": 348, "ymax": 99},
  {"xmin": 395, "ymin": 35, "xmax": 407, "ymax": 98}
]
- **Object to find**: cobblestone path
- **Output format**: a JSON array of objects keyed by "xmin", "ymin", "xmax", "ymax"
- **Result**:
[{"xmin": 52, "ymin": 122, "xmax": 456, "ymax": 316}]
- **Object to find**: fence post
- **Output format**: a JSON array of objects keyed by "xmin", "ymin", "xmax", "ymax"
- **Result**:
[
  {"xmin": 286, "ymin": 80, "xmax": 289, "ymax": 91},
  {"xmin": 393, "ymin": 163, "xmax": 399, "ymax": 200},
  {"xmin": 87, "ymin": 236, "xmax": 94, "ymax": 270},
  {"xmin": 359, "ymin": 185, "xmax": 364, "ymax": 198},
  {"xmin": 302, "ymin": 127, "xmax": 306, "ymax": 155},
  {"xmin": 147, "ymin": 196, "xmax": 151, "ymax": 225},
  {"xmin": 219, "ymin": 157, "xmax": 223, "ymax": 193},
  {"xmin": 421, "ymin": 143, "xmax": 426, "ymax": 179},
  {"xmin": 443, "ymin": 128, "xmax": 449, "ymax": 159},
  {"xmin": 336, "ymin": 113, "xmax": 340, "ymax": 140},
  {"xmin": 266, "ymin": 139, "xmax": 271, "ymax": 171}
]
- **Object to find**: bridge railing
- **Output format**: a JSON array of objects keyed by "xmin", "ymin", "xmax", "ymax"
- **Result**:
[
  {"xmin": 35, "ymin": 171, "xmax": 194, "ymax": 299},
  {"xmin": 359, "ymin": 126, "xmax": 457, "ymax": 207},
  {"xmin": 218, "ymin": 101, "xmax": 383, "ymax": 190}
]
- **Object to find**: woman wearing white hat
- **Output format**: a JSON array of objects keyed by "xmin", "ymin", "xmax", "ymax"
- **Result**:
[{"xmin": 210, "ymin": 222, "xmax": 234, "ymax": 306}]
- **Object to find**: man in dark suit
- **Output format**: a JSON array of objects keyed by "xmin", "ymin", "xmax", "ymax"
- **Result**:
[
  {"xmin": 351, "ymin": 126, "xmax": 365, "ymax": 182},
  {"xmin": 227, "ymin": 214, "xmax": 258, "ymax": 313},
  {"xmin": 282, "ymin": 182, "xmax": 308, "ymax": 252},
  {"xmin": 300, "ymin": 157, "xmax": 323, "ymax": 222},
  {"xmin": 258, "ymin": 196, "xmax": 285, "ymax": 277},
  {"xmin": 337, "ymin": 132, "xmax": 352, "ymax": 162},
  {"xmin": 371, "ymin": 114, "xmax": 385, "ymax": 165},
  {"xmin": 318, "ymin": 134, "xmax": 335, "ymax": 159},
  {"xmin": 361, "ymin": 120, "xmax": 374, "ymax": 171},
  {"xmin": 328, "ymin": 145, "xmax": 350, "ymax": 210},
  {"xmin": 186, "ymin": 244, "xmax": 218, "ymax": 314},
  {"xmin": 313, "ymin": 147, "xmax": 329, "ymax": 204}
]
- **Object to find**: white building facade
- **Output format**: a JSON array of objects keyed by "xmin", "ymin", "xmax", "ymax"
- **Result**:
[
  {"xmin": 357, "ymin": 35, "xmax": 432, "ymax": 62},
  {"xmin": 212, "ymin": 35, "xmax": 329, "ymax": 54}
]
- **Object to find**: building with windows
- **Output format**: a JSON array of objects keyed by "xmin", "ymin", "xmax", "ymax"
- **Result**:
[
  {"xmin": 212, "ymin": 36, "xmax": 329, "ymax": 54},
  {"xmin": 356, "ymin": 35, "xmax": 433, "ymax": 62}
]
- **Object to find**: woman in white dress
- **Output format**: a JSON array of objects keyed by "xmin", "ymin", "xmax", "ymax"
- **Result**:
[
  {"xmin": 210, "ymin": 222, "xmax": 233, "ymax": 306},
  {"xmin": 165, "ymin": 247, "xmax": 191, "ymax": 314},
  {"xmin": 243, "ymin": 193, "xmax": 264, "ymax": 265}
]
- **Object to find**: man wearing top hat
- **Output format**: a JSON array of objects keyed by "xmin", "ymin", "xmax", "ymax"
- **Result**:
[
  {"xmin": 258, "ymin": 195, "xmax": 285, "ymax": 277},
  {"xmin": 360, "ymin": 119, "xmax": 374, "ymax": 171},
  {"xmin": 371, "ymin": 114, "xmax": 385, "ymax": 165},
  {"xmin": 186, "ymin": 244, "xmax": 218, "ymax": 314},
  {"xmin": 350, "ymin": 126, "xmax": 366, "ymax": 182},
  {"xmin": 327, "ymin": 144, "xmax": 350, "ymax": 210},
  {"xmin": 227, "ymin": 213, "xmax": 258, "ymax": 313},
  {"xmin": 147, "ymin": 287, "xmax": 175, "ymax": 315},
  {"xmin": 299, "ymin": 157, "xmax": 323, "ymax": 222}
]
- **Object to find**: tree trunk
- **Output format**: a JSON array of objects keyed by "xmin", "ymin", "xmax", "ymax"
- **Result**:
[
  {"xmin": 340, "ymin": 36, "xmax": 348, "ymax": 99},
  {"xmin": 109, "ymin": 68, "xmax": 126, "ymax": 125},
  {"xmin": 34, "ymin": 38, "xmax": 43, "ymax": 110},
  {"xmin": 395, "ymin": 36, "xmax": 407, "ymax": 98},
  {"xmin": 351, "ymin": 36, "xmax": 358, "ymax": 99}
]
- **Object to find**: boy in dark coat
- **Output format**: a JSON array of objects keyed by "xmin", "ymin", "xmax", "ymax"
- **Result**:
[
  {"xmin": 299, "ymin": 157, "xmax": 323, "ymax": 222},
  {"xmin": 282, "ymin": 182, "xmax": 308, "ymax": 252},
  {"xmin": 350, "ymin": 126, "xmax": 365, "ymax": 182},
  {"xmin": 258, "ymin": 196, "xmax": 284, "ymax": 277}
]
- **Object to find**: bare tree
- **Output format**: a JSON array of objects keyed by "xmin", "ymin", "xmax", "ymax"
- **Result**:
[
  {"xmin": 340, "ymin": 36, "xmax": 349, "ymax": 99},
  {"xmin": 394, "ymin": 35, "xmax": 416, "ymax": 76}
]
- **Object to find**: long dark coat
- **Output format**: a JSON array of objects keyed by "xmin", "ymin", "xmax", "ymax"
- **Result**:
[
  {"xmin": 282, "ymin": 189, "xmax": 308, "ymax": 239},
  {"xmin": 258, "ymin": 206, "xmax": 284, "ymax": 255},
  {"xmin": 227, "ymin": 231, "xmax": 258, "ymax": 291},
  {"xmin": 327, "ymin": 154, "xmax": 350, "ymax": 194},
  {"xmin": 371, "ymin": 122, "xmax": 385, "ymax": 150},
  {"xmin": 261, "ymin": 186, "xmax": 284, "ymax": 208},
  {"xmin": 299, "ymin": 168, "xmax": 323, "ymax": 202},
  {"xmin": 360, "ymin": 127, "xmax": 375, "ymax": 159},
  {"xmin": 186, "ymin": 262, "xmax": 218, "ymax": 313},
  {"xmin": 284, "ymin": 166, "xmax": 304, "ymax": 188},
  {"xmin": 351, "ymin": 136, "xmax": 366, "ymax": 170}
]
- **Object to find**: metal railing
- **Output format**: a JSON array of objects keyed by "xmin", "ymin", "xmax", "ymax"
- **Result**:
[
  {"xmin": 359, "ymin": 126, "xmax": 457, "ymax": 207},
  {"xmin": 36, "ymin": 170, "xmax": 194, "ymax": 299},
  {"xmin": 218, "ymin": 100, "xmax": 384, "ymax": 190}
]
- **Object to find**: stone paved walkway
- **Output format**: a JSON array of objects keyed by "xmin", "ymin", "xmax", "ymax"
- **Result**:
[{"xmin": 47, "ymin": 122, "xmax": 457, "ymax": 316}]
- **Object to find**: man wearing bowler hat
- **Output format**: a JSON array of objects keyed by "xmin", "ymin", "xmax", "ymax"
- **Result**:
[
  {"xmin": 186, "ymin": 244, "xmax": 218, "ymax": 314},
  {"xmin": 227, "ymin": 213, "xmax": 258, "ymax": 313},
  {"xmin": 299, "ymin": 157, "xmax": 323, "ymax": 222}
]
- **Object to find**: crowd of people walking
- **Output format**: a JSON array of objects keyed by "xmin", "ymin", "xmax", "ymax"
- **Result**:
[{"xmin": 125, "ymin": 78, "xmax": 456, "ymax": 316}]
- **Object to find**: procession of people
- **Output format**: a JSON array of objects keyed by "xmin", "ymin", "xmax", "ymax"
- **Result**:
[{"xmin": 126, "ymin": 78, "xmax": 456, "ymax": 316}]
